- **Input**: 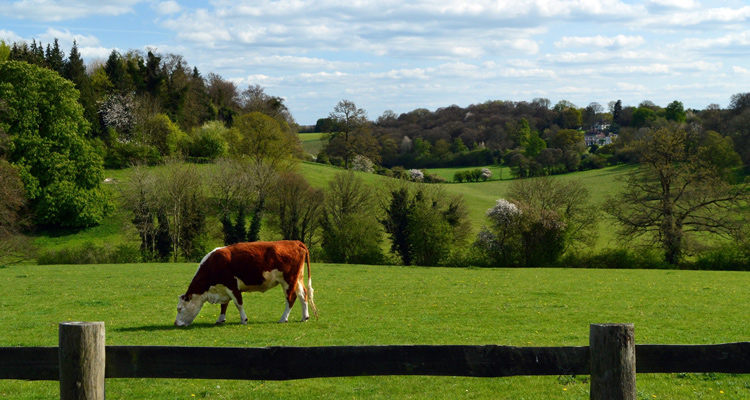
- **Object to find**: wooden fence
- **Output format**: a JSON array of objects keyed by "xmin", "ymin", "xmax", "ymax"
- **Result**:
[{"xmin": 1, "ymin": 322, "xmax": 749, "ymax": 400}]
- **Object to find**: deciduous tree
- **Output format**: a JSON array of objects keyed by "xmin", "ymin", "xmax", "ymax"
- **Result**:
[
  {"xmin": 604, "ymin": 125, "xmax": 748, "ymax": 264},
  {"xmin": 325, "ymin": 100, "xmax": 380, "ymax": 169},
  {"xmin": 268, "ymin": 172, "xmax": 323, "ymax": 246},
  {"xmin": 320, "ymin": 171, "xmax": 385, "ymax": 264},
  {"xmin": 0, "ymin": 61, "xmax": 112, "ymax": 227}
]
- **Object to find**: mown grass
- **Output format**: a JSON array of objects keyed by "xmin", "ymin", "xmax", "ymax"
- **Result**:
[{"xmin": 1, "ymin": 263, "xmax": 749, "ymax": 399}]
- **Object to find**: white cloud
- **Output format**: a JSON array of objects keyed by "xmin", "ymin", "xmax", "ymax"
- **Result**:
[
  {"xmin": 0, "ymin": 29, "xmax": 22, "ymax": 42},
  {"xmin": 555, "ymin": 35, "xmax": 644, "ymax": 49},
  {"xmin": 153, "ymin": 1, "xmax": 181, "ymax": 15},
  {"xmin": 41, "ymin": 28, "xmax": 100, "ymax": 47},
  {"xmin": 79, "ymin": 46, "xmax": 115, "ymax": 60},
  {"xmin": 679, "ymin": 31, "xmax": 750, "ymax": 50},
  {"xmin": 0, "ymin": 0, "xmax": 142, "ymax": 21},
  {"xmin": 733, "ymin": 66, "xmax": 750, "ymax": 74},
  {"xmin": 646, "ymin": 0, "xmax": 700, "ymax": 10},
  {"xmin": 615, "ymin": 82, "xmax": 649, "ymax": 92},
  {"xmin": 643, "ymin": 6, "xmax": 750, "ymax": 28}
]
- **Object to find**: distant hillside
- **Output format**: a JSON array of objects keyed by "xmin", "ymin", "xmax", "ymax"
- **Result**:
[{"xmin": 33, "ymin": 162, "xmax": 632, "ymax": 257}]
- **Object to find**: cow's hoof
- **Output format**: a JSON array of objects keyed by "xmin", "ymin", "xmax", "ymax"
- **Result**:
[
  {"xmin": 241, "ymin": 319, "xmax": 248, "ymax": 325},
  {"xmin": 278, "ymin": 320, "xmax": 288, "ymax": 324},
  {"xmin": 215, "ymin": 321, "xmax": 225, "ymax": 325},
  {"xmin": 302, "ymin": 317, "xmax": 310, "ymax": 322}
]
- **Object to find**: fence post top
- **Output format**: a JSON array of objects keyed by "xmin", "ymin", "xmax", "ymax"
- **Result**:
[
  {"xmin": 590, "ymin": 323, "xmax": 634, "ymax": 328},
  {"xmin": 59, "ymin": 321, "xmax": 105, "ymax": 327}
]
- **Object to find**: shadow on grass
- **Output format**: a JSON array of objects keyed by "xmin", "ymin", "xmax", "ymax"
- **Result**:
[{"xmin": 114, "ymin": 321, "xmax": 275, "ymax": 332}]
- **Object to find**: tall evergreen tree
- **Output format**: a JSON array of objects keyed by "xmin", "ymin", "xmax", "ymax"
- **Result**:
[
  {"xmin": 64, "ymin": 41, "xmax": 101, "ymax": 137},
  {"xmin": 44, "ymin": 38, "xmax": 65, "ymax": 74}
]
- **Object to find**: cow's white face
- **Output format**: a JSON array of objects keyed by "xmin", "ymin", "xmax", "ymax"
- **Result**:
[{"xmin": 174, "ymin": 294, "xmax": 204, "ymax": 327}]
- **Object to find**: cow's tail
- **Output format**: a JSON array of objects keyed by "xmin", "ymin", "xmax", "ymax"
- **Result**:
[{"xmin": 305, "ymin": 247, "xmax": 318, "ymax": 319}]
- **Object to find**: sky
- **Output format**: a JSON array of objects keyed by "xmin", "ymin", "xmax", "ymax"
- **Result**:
[{"xmin": 2, "ymin": 0, "xmax": 750, "ymax": 125}]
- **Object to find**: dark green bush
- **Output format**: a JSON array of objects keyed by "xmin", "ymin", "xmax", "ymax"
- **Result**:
[{"xmin": 37, "ymin": 242, "xmax": 142, "ymax": 265}]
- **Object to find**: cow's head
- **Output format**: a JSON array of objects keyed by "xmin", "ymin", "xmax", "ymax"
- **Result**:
[{"xmin": 174, "ymin": 293, "xmax": 204, "ymax": 327}]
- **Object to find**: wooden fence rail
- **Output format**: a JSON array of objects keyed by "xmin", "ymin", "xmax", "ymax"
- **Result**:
[{"xmin": 1, "ymin": 322, "xmax": 749, "ymax": 399}]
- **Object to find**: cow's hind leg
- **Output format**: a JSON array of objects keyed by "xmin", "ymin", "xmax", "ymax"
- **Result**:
[
  {"xmin": 215, "ymin": 303, "xmax": 228, "ymax": 324},
  {"xmin": 227, "ymin": 289, "xmax": 248, "ymax": 324},
  {"xmin": 296, "ymin": 280, "xmax": 310, "ymax": 322}
]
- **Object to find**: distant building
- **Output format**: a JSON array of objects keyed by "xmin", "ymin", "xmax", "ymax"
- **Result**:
[{"xmin": 585, "ymin": 122, "xmax": 616, "ymax": 146}]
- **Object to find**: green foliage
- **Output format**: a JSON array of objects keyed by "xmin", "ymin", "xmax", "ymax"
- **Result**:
[
  {"xmin": 561, "ymin": 248, "xmax": 671, "ymax": 270},
  {"xmin": 37, "ymin": 242, "xmax": 141, "ymax": 264},
  {"xmin": 268, "ymin": 172, "xmax": 323, "ymax": 245},
  {"xmin": 381, "ymin": 183, "xmax": 470, "ymax": 266},
  {"xmin": 0, "ymin": 61, "xmax": 112, "ymax": 227},
  {"xmin": 631, "ymin": 107, "xmax": 657, "ymax": 127},
  {"xmin": 188, "ymin": 121, "xmax": 229, "ymax": 160},
  {"xmin": 231, "ymin": 112, "xmax": 300, "ymax": 171},
  {"xmin": 0, "ymin": 40, "xmax": 10, "ymax": 62},
  {"xmin": 605, "ymin": 125, "xmax": 749, "ymax": 264},
  {"xmin": 139, "ymin": 113, "xmax": 188, "ymax": 156},
  {"xmin": 104, "ymin": 141, "xmax": 162, "ymax": 169},
  {"xmin": 320, "ymin": 171, "xmax": 385, "ymax": 264},
  {"xmin": 665, "ymin": 100, "xmax": 686, "ymax": 122}
]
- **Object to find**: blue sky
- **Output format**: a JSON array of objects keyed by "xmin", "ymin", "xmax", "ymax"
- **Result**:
[{"xmin": 2, "ymin": 0, "xmax": 750, "ymax": 124}]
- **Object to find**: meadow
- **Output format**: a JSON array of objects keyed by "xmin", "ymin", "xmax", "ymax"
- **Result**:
[{"xmin": 1, "ymin": 263, "xmax": 749, "ymax": 399}]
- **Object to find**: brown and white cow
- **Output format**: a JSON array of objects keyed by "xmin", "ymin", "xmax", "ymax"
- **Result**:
[{"xmin": 174, "ymin": 240, "xmax": 317, "ymax": 326}]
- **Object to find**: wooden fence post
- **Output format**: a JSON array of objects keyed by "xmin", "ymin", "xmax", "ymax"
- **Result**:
[
  {"xmin": 59, "ymin": 322, "xmax": 105, "ymax": 400},
  {"xmin": 590, "ymin": 323, "xmax": 636, "ymax": 400}
]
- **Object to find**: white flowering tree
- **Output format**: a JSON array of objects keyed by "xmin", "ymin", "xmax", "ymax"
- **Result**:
[
  {"xmin": 351, "ymin": 154, "xmax": 375, "ymax": 173},
  {"xmin": 409, "ymin": 169, "xmax": 424, "ymax": 182},
  {"xmin": 99, "ymin": 92, "xmax": 136, "ymax": 141},
  {"xmin": 481, "ymin": 168, "xmax": 492, "ymax": 181},
  {"xmin": 476, "ymin": 198, "xmax": 567, "ymax": 267}
]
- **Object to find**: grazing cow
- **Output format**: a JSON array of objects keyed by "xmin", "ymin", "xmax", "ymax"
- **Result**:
[{"xmin": 174, "ymin": 240, "xmax": 317, "ymax": 326}]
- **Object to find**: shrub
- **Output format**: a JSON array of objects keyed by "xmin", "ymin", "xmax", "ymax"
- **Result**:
[
  {"xmin": 561, "ymin": 248, "xmax": 670, "ymax": 270},
  {"xmin": 453, "ymin": 171, "xmax": 466, "ymax": 183},
  {"xmin": 105, "ymin": 141, "xmax": 161, "ymax": 168},
  {"xmin": 316, "ymin": 150, "xmax": 330, "ymax": 164},
  {"xmin": 351, "ymin": 155, "xmax": 375, "ymax": 173},
  {"xmin": 691, "ymin": 246, "xmax": 750, "ymax": 271},
  {"xmin": 37, "ymin": 242, "xmax": 142, "ymax": 265},
  {"xmin": 409, "ymin": 169, "xmax": 424, "ymax": 181},
  {"xmin": 423, "ymin": 173, "xmax": 446, "ymax": 183},
  {"xmin": 189, "ymin": 122, "xmax": 228, "ymax": 160}
]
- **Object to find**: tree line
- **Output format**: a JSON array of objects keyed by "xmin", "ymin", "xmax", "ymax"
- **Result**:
[{"xmin": 315, "ymin": 96, "xmax": 750, "ymax": 181}]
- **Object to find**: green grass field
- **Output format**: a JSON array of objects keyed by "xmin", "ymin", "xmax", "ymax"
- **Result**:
[
  {"xmin": 298, "ymin": 132, "xmax": 325, "ymax": 157},
  {"xmin": 1, "ymin": 263, "xmax": 749, "ymax": 399}
]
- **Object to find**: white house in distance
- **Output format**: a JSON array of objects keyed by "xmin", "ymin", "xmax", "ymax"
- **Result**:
[{"xmin": 584, "ymin": 122, "xmax": 617, "ymax": 146}]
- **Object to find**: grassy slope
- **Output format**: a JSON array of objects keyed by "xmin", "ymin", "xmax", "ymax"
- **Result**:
[
  {"xmin": 298, "ymin": 132, "xmax": 325, "ymax": 157},
  {"xmin": 1, "ymin": 263, "xmax": 748, "ymax": 399},
  {"xmin": 30, "ymin": 162, "xmax": 632, "ymax": 254}
]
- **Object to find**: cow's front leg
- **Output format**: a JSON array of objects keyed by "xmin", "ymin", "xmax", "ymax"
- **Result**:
[
  {"xmin": 228, "ymin": 289, "xmax": 248, "ymax": 324},
  {"xmin": 215, "ymin": 303, "xmax": 228, "ymax": 324},
  {"xmin": 279, "ymin": 287, "xmax": 297, "ymax": 323}
]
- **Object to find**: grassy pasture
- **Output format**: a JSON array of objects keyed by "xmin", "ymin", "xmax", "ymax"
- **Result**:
[
  {"xmin": 1, "ymin": 263, "xmax": 749, "ymax": 399},
  {"xmin": 298, "ymin": 132, "xmax": 325, "ymax": 157}
]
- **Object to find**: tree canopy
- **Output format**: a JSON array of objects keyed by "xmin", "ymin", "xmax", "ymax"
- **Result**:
[{"xmin": 0, "ymin": 61, "xmax": 111, "ymax": 227}]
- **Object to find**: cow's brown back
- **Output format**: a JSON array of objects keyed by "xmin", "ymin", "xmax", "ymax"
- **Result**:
[{"xmin": 186, "ymin": 241, "xmax": 308, "ymax": 299}]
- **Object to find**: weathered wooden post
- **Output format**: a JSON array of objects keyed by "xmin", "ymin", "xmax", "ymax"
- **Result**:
[
  {"xmin": 590, "ymin": 323, "xmax": 636, "ymax": 400},
  {"xmin": 59, "ymin": 322, "xmax": 106, "ymax": 400}
]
